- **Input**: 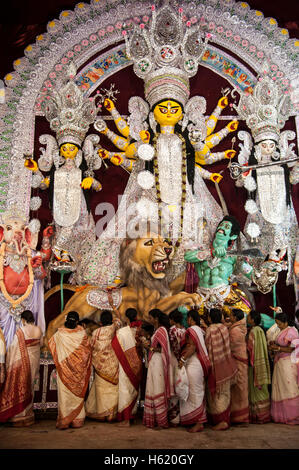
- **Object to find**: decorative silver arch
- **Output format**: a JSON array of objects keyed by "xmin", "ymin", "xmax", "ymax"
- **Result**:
[{"xmin": 0, "ymin": 0, "xmax": 298, "ymax": 218}]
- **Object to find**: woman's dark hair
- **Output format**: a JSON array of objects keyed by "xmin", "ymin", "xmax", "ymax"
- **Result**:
[
  {"xmin": 187, "ymin": 309, "xmax": 201, "ymax": 326},
  {"xmin": 209, "ymin": 308, "xmax": 223, "ymax": 324},
  {"xmin": 232, "ymin": 309, "xmax": 244, "ymax": 321},
  {"xmin": 145, "ymin": 99, "xmax": 195, "ymax": 194},
  {"xmin": 100, "ymin": 310, "xmax": 113, "ymax": 326},
  {"xmin": 249, "ymin": 310, "xmax": 261, "ymax": 326},
  {"xmin": 169, "ymin": 309, "xmax": 183, "ymax": 325},
  {"xmin": 126, "ymin": 308, "xmax": 138, "ymax": 323},
  {"xmin": 248, "ymin": 141, "xmax": 291, "ymax": 207},
  {"xmin": 65, "ymin": 311, "xmax": 79, "ymax": 329},
  {"xmin": 148, "ymin": 308, "xmax": 170, "ymax": 329},
  {"xmin": 141, "ymin": 321, "xmax": 155, "ymax": 337},
  {"xmin": 275, "ymin": 312, "xmax": 294, "ymax": 326},
  {"xmin": 21, "ymin": 310, "xmax": 35, "ymax": 324}
]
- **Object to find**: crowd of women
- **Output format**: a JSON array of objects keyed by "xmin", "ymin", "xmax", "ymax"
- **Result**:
[{"xmin": 0, "ymin": 305, "xmax": 298, "ymax": 431}]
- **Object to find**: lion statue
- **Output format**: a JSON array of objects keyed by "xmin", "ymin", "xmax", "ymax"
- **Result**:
[{"xmin": 44, "ymin": 232, "xmax": 201, "ymax": 347}]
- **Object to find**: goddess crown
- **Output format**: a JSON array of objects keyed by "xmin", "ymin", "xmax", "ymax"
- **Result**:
[
  {"xmin": 42, "ymin": 62, "xmax": 98, "ymax": 147},
  {"xmin": 124, "ymin": 3, "xmax": 208, "ymax": 108},
  {"xmin": 235, "ymin": 75, "xmax": 293, "ymax": 143}
]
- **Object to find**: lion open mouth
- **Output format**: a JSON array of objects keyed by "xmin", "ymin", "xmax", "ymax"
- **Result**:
[{"xmin": 152, "ymin": 259, "xmax": 169, "ymax": 273}]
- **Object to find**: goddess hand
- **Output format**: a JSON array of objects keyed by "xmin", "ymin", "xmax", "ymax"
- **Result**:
[
  {"xmin": 218, "ymin": 96, "xmax": 228, "ymax": 109},
  {"xmin": 98, "ymin": 148, "xmax": 109, "ymax": 159},
  {"xmin": 43, "ymin": 226, "xmax": 54, "ymax": 238},
  {"xmin": 81, "ymin": 177, "xmax": 94, "ymax": 189},
  {"xmin": 31, "ymin": 256, "xmax": 42, "ymax": 268},
  {"xmin": 104, "ymin": 98, "xmax": 115, "ymax": 111},
  {"xmin": 139, "ymin": 130, "xmax": 150, "ymax": 143},
  {"xmin": 227, "ymin": 120, "xmax": 239, "ymax": 132},
  {"xmin": 111, "ymin": 154, "xmax": 124, "ymax": 166},
  {"xmin": 224, "ymin": 150, "xmax": 236, "ymax": 159},
  {"xmin": 210, "ymin": 173, "xmax": 223, "ymax": 183},
  {"xmin": 24, "ymin": 158, "xmax": 38, "ymax": 172}
]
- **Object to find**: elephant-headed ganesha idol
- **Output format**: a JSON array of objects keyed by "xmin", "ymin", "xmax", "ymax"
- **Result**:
[{"xmin": 0, "ymin": 207, "xmax": 53, "ymax": 346}]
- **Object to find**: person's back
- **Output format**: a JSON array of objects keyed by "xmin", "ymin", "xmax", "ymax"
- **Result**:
[
  {"xmin": 49, "ymin": 311, "xmax": 92, "ymax": 429},
  {"xmin": 205, "ymin": 308, "xmax": 237, "ymax": 430},
  {"xmin": 22, "ymin": 322, "xmax": 42, "ymax": 340}
]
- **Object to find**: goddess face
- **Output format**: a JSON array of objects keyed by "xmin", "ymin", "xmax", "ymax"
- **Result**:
[
  {"xmin": 153, "ymin": 100, "xmax": 183, "ymax": 127},
  {"xmin": 259, "ymin": 140, "xmax": 276, "ymax": 157},
  {"xmin": 60, "ymin": 143, "xmax": 79, "ymax": 160}
]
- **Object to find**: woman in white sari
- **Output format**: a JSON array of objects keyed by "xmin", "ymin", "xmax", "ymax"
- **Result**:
[{"xmin": 178, "ymin": 309, "xmax": 211, "ymax": 432}]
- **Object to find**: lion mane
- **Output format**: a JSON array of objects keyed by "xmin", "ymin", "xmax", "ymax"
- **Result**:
[{"xmin": 119, "ymin": 239, "xmax": 170, "ymax": 297}]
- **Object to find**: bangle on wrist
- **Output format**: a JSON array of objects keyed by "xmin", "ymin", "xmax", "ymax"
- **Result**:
[{"xmin": 180, "ymin": 357, "xmax": 186, "ymax": 363}]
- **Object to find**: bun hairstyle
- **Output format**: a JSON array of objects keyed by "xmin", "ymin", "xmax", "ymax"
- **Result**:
[
  {"xmin": 21, "ymin": 310, "xmax": 35, "ymax": 324},
  {"xmin": 148, "ymin": 308, "xmax": 170, "ymax": 329},
  {"xmin": 187, "ymin": 309, "xmax": 201, "ymax": 326},
  {"xmin": 65, "ymin": 311, "xmax": 79, "ymax": 329}
]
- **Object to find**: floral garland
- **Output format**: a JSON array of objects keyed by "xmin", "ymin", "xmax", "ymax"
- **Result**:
[
  {"xmin": 152, "ymin": 132, "xmax": 187, "ymax": 249},
  {"xmin": 0, "ymin": 243, "xmax": 34, "ymax": 309}
]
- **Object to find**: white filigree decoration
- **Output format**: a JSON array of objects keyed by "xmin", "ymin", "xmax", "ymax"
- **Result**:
[
  {"xmin": 244, "ymin": 175, "xmax": 257, "ymax": 192},
  {"xmin": 137, "ymin": 170, "xmax": 155, "ymax": 189},
  {"xmin": 28, "ymin": 218, "xmax": 41, "ymax": 233},
  {"xmin": 245, "ymin": 199, "xmax": 258, "ymax": 214},
  {"xmin": 138, "ymin": 143, "xmax": 155, "ymax": 161},
  {"xmin": 246, "ymin": 222, "xmax": 260, "ymax": 239},
  {"xmin": 29, "ymin": 196, "xmax": 42, "ymax": 211}
]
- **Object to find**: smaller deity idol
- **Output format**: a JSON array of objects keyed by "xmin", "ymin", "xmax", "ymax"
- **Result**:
[
  {"xmin": 234, "ymin": 75, "xmax": 299, "ymax": 284},
  {"xmin": 0, "ymin": 207, "xmax": 53, "ymax": 346},
  {"xmin": 25, "ymin": 63, "xmax": 102, "ymax": 269}
]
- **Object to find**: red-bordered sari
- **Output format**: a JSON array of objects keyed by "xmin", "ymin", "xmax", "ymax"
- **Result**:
[
  {"xmin": 0, "ymin": 328, "xmax": 40, "ymax": 426},
  {"xmin": 205, "ymin": 323, "xmax": 237, "ymax": 425},
  {"xmin": 49, "ymin": 325, "xmax": 92, "ymax": 429},
  {"xmin": 143, "ymin": 326, "xmax": 175, "ymax": 428},
  {"xmin": 112, "ymin": 325, "xmax": 142, "ymax": 421},
  {"xmin": 85, "ymin": 323, "xmax": 119, "ymax": 422},
  {"xmin": 229, "ymin": 318, "xmax": 249, "ymax": 423},
  {"xmin": 180, "ymin": 325, "xmax": 211, "ymax": 426},
  {"xmin": 271, "ymin": 326, "xmax": 299, "ymax": 424}
]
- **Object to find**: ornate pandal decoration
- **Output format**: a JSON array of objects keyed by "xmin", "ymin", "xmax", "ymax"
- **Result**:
[
  {"xmin": 152, "ymin": 132, "xmax": 187, "ymax": 250},
  {"xmin": 0, "ymin": 242, "xmax": 34, "ymax": 309}
]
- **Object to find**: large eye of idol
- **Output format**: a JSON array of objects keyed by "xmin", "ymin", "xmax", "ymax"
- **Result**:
[{"xmin": 153, "ymin": 100, "xmax": 183, "ymax": 126}]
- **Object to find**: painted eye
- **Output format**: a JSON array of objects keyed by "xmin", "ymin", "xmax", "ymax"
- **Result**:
[
  {"xmin": 170, "ymin": 108, "xmax": 178, "ymax": 114},
  {"xmin": 159, "ymin": 107, "xmax": 167, "ymax": 114},
  {"xmin": 144, "ymin": 240, "xmax": 153, "ymax": 246}
]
